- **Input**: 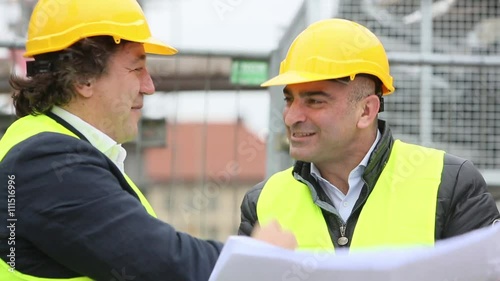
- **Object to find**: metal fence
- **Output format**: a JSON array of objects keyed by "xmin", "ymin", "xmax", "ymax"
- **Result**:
[{"xmin": 268, "ymin": 0, "xmax": 500, "ymax": 187}]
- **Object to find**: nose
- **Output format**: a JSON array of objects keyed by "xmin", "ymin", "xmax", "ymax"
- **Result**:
[
  {"xmin": 283, "ymin": 100, "xmax": 306, "ymax": 127},
  {"xmin": 140, "ymin": 68, "xmax": 155, "ymax": 95}
]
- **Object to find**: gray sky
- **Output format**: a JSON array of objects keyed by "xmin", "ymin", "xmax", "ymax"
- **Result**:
[
  {"xmin": 142, "ymin": 0, "xmax": 304, "ymax": 136},
  {"xmin": 145, "ymin": 0, "xmax": 303, "ymax": 53},
  {"xmin": 0, "ymin": 0, "xmax": 305, "ymax": 136}
]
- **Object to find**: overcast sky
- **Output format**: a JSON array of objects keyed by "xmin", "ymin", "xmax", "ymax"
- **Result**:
[
  {"xmin": 145, "ymin": 0, "xmax": 303, "ymax": 53},
  {"xmin": 142, "ymin": 0, "xmax": 304, "ymax": 136},
  {"xmin": 0, "ymin": 0, "xmax": 305, "ymax": 136}
]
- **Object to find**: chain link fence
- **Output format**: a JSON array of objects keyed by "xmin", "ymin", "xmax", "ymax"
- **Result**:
[
  {"xmin": 269, "ymin": 0, "xmax": 500, "ymax": 190},
  {"xmin": 350, "ymin": 0, "xmax": 500, "ymax": 174}
]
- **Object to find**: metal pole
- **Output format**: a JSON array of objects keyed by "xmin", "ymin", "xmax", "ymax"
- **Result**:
[
  {"xmin": 266, "ymin": 50, "xmax": 294, "ymax": 177},
  {"xmin": 419, "ymin": 0, "xmax": 434, "ymax": 146},
  {"xmin": 200, "ymin": 56, "xmax": 211, "ymax": 237},
  {"xmin": 0, "ymin": 39, "xmax": 270, "ymax": 61},
  {"xmin": 0, "ymin": 40, "xmax": 25, "ymax": 49},
  {"xmin": 388, "ymin": 52, "xmax": 500, "ymax": 67}
]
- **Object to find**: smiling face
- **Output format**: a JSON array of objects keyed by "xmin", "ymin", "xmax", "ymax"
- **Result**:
[
  {"xmin": 74, "ymin": 42, "xmax": 155, "ymax": 143},
  {"xmin": 282, "ymin": 78, "xmax": 379, "ymax": 167}
]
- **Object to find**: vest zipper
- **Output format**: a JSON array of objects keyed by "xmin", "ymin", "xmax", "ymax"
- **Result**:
[{"xmin": 338, "ymin": 224, "xmax": 349, "ymax": 246}]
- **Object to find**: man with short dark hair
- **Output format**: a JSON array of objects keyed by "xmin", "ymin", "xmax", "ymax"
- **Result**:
[{"xmin": 239, "ymin": 18, "xmax": 500, "ymax": 251}]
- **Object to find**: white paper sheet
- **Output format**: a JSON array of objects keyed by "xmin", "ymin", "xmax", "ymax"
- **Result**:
[{"xmin": 209, "ymin": 225, "xmax": 500, "ymax": 281}]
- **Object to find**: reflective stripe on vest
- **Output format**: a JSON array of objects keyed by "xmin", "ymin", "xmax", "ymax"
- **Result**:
[
  {"xmin": 257, "ymin": 140, "xmax": 444, "ymax": 251},
  {"xmin": 0, "ymin": 114, "xmax": 157, "ymax": 280}
]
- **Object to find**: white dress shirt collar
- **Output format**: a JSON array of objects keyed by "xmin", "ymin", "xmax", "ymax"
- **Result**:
[
  {"xmin": 310, "ymin": 130, "xmax": 381, "ymax": 222},
  {"xmin": 51, "ymin": 106, "xmax": 127, "ymax": 173}
]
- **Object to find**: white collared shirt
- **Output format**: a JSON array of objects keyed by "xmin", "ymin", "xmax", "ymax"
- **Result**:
[
  {"xmin": 311, "ymin": 130, "xmax": 381, "ymax": 223},
  {"xmin": 51, "ymin": 106, "xmax": 127, "ymax": 173}
]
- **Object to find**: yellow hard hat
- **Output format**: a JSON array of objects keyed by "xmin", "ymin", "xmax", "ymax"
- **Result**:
[
  {"xmin": 262, "ymin": 18, "xmax": 394, "ymax": 95},
  {"xmin": 24, "ymin": 0, "xmax": 177, "ymax": 58}
]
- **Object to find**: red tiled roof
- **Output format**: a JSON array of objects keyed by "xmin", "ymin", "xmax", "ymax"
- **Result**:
[{"xmin": 145, "ymin": 122, "xmax": 267, "ymax": 183}]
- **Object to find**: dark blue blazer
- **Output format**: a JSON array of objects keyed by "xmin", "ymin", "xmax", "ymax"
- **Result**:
[{"xmin": 0, "ymin": 113, "xmax": 223, "ymax": 281}]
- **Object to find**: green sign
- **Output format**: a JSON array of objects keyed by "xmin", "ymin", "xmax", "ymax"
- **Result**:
[{"xmin": 230, "ymin": 60, "xmax": 268, "ymax": 86}]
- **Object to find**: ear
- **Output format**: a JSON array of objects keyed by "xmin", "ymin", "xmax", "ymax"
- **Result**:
[
  {"xmin": 357, "ymin": 95, "xmax": 380, "ymax": 129},
  {"xmin": 74, "ymin": 80, "xmax": 93, "ymax": 98}
]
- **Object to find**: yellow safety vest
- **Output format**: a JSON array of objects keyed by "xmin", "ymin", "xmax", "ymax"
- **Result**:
[
  {"xmin": 257, "ymin": 140, "xmax": 444, "ymax": 251},
  {"xmin": 0, "ymin": 114, "xmax": 157, "ymax": 281}
]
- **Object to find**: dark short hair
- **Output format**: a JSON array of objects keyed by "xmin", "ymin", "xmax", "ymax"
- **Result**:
[
  {"xmin": 329, "ymin": 74, "xmax": 382, "ymax": 103},
  {"xmin": 10, "ymin": 36, "xmax": 128, "ymax": 117}
]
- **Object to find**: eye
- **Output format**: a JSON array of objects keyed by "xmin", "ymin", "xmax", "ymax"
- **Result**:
[
  {"xmin": 126, "ymin": 67, "xmax": 144, "ymax": 73},
  {"xmin": 306, "ymin": 98, "xmax": 324, "ymax": 105}
]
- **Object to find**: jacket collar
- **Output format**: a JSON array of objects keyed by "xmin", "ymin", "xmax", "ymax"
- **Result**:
[{"xmin": 362, "ymin": 119, "xmax": 393, "ymax": 191}]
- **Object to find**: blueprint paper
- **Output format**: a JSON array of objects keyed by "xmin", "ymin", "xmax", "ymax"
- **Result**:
[{"xmin": 209, "ymin": 225, "xmax": 500, "ymax": 281}]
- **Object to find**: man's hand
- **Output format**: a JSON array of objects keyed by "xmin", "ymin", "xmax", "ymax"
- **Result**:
[{"xmin": 250, "ymin": 220, "xmax": 297, "ymax": 250}]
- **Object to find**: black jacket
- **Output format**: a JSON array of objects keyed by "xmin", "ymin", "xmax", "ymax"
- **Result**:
[
  {"xmin": 0, "ymin": 114, "xmax": 222, "ymax": 281},
  {"xmin": 239, "ymin": 120, "xmax": 500, "ymax": 248}
]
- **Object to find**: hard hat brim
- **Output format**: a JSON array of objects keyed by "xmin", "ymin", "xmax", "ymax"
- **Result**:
[
  {"xmin": 143, "ymin": 37, "xmax": 178, "ymax": 55},
  {"xmin": 261, "ymin": 71, "xmax": 395, "ymax": 95},
  {"xmin": 261, "ymin": 71, "xmax": 335, "ymax": 87},
  {"xmin": 23, "ymin": 36, "xmax": 178, "ymax": 58}
]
